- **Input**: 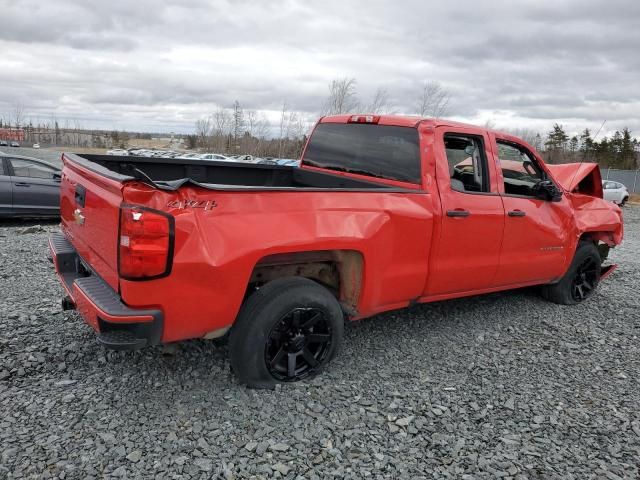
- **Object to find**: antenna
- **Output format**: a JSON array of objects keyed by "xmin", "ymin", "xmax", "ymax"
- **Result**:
[{"xmin": 592, "ymin": 120, "xmax": 606, "ymax": 143}]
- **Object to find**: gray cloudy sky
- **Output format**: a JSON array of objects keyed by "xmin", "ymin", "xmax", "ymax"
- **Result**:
[{"xmin": 0, "ymin": 0, "xmax": 638, "ymax": 137}]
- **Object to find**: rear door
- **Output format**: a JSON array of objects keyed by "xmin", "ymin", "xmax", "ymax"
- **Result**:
[
  {"xmin": 425, "ymin": 126, "xmax": 505, "ymax": 296},
  {"xmin": 0, "ymin": 158, "xmax": 12, "ymax": 215},
  {"xmin": 8, "ymin": 158, "xmax": 61, "ymax": 215},
  {"xmin": 491, "ymin": 137, "xmax": 571, "ymax": 285}
]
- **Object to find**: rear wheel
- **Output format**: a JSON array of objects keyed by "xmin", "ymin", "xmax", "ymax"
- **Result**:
[
  {"xmin": 541, "ymin": 242, "xmax": 601, "ymax": 305},
  {"xmin": 229, "ymin": 277, "xmax": 344, "ymax": 388}
]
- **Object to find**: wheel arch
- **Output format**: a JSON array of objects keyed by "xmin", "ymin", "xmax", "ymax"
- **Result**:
[{"xmin": 248, "ymin": 249, "xmax": 364, "ymax": 316}]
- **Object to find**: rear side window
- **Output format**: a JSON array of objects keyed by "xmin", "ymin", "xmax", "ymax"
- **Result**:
[
  {"xmin": 444, "ymin": 134, "xmax": 489, "ymax": 193},
  {"xmin": 303, "ymin": 123, "xmax": 421, "ymax": 184}
]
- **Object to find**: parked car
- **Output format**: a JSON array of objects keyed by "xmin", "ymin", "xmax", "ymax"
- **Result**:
[
  {"xmin": 602, "ymin": 180, "xmax": 629, "ymax": 206},
  {"xmin": 0, "ymin": 153, "xmax": 61, "ymax": 217},
  {"xmin": 275, "ymin": 158, "xmax": 301, "ymax": 167},
  {"xmin": 257, "ymin": 159, "xmax": 278, "ymax": 165},
  {"xmin": 199, "ymin": 153, "xmax": 233, "ymax": 161},
  {"xmin": 106, "ymin": 149, "xmax": 128, "ymax": 156},
  {"xmin": 10, "ymin": 141, "xmax": 20, "ymax": 147},
  {"xmin": 32, "ymin": 143, "xmax": 40, "ymax": 149},
  {"xmin": 49, "ymin": 115, "xmax": 622, "ymax": 387},
  {"xmin": 0, "ymin": 140, "xmax": 8, "ymax": 147},
  {"xmin": 176, "ymin": 153, "xmax": 202, "ymax": 159}
]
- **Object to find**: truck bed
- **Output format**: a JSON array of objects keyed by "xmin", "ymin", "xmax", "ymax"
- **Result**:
[{"xmin": 68, "ymin": 154, "xmax": 409, "ymax": 192}]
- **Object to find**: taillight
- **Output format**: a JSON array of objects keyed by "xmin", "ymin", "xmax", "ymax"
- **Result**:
[{"xmin": 119, "ymin": 205, "xmax": 174, "ymax": 280}]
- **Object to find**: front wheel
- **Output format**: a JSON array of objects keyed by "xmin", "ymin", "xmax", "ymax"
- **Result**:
[
  {"xmin": 620, "ymin": 196, "xmax": 628, "ymax": 207},
  {"xmin": 541, "ymin": 242, "xmax": 601, "ymax": 305},
  {"xmin": 229, "ymin": 277, "xmax": 344, "ymax": 388}
]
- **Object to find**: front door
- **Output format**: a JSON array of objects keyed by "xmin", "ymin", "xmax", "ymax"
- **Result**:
[
  {"xmin": 425, "ymin": 128, "xmax": 505, "ymax": 296},
  {"xmin": 491, "ymin": 138, "xmax": 571, "ymax": 286}
]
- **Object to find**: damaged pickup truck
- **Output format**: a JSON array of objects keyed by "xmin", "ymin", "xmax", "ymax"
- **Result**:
[{"xmin": 49, "ymin": 115, "xmax": 623, "ymax": 387}]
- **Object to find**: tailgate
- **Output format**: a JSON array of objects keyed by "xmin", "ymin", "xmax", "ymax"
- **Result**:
[{"xmin": 60, "ymin": 153, "xmax": 124, "ymax": 290}]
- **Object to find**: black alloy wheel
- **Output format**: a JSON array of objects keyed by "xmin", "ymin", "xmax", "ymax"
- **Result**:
[
  {"xmin": 265, "ymin": 307, "xmax": 332, "ymax": 381},
  {"xmin": 571, "ymin": 256, "xmax": 598, "ymax": 301},
  {"xmin": 229, "ymin": 277, "xmax": 344, "ymax": 388}
]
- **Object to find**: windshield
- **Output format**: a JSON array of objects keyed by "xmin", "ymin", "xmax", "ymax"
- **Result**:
[{"xmin": 303, "ymin": 123, "xmax": 421, "ymax": 184}]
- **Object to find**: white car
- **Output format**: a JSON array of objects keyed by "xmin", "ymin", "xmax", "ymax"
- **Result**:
[
  {"xmin": 106, "ymin": 149, "xmax": 128, "ymax": 156},
  {"xmin": 199, "ymin": 153, "xmax": 233, "ymax": 161},
  {"xmin": 602, "ymin": 180, "xmax": 629, "ymax": 206},
  {"xmin": 32, "ymin": 143, "xmax": 40, "ymax": 149}
]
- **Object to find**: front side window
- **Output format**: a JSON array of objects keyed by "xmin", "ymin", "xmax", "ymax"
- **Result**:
[
  {"xmin": 497, "ymin": 142, "xmax": 544, "ymax": 196},
  {"xmin": 303, "ymin": 123, "xmax": 421, "ymax": 184},
  {"xmin": 444, "ymin": 134, "xmax": 489, "ymax": 193},
  {"xmin": 11, "ymin": 159, "xmax": 58, "ymax": 179}
]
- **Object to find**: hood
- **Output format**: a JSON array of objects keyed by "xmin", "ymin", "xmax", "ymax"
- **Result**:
[{"xmin": 546, "ymin": 162, "xmax": 603, "ymax": 197}]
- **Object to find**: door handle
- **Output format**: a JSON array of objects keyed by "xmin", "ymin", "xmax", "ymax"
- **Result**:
[
  {"xmin": 447, "ymin": 209, "xmax": 470, "ymax": 218},
  {"xmin": 14, "ymin": 182, "xmax": 30, "ymax": 187},
  {"xmin": 508, "ymin": 210, "xmax": 526, "ymax": 217}
]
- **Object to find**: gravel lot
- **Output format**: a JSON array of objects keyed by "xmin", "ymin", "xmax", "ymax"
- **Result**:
[{"xmin": 1, "ymin": 207, "xmax": 639, "ymax": 479}]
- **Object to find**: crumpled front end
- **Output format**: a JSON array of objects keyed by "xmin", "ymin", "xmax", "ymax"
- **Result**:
[
  {"xmin": 547, "ymin": 162, "xmax": 623, "ymax": 282},
  {"xmin": 569, "ymin": 193, "xmax": 623, "ymax": 245},
  {"xmin": 547, "ymin": 162, "xmax": 623, "ymax": 245}
]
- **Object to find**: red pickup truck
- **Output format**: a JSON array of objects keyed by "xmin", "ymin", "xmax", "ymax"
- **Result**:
[{"xmin": 50, "ymin": 115, "xmax": 623, "ymax": 387}]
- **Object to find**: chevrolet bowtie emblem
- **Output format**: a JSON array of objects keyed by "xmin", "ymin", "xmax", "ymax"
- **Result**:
[{"xmin": 73, "ymin": 208, "xmax": 85, "ymax": 225}]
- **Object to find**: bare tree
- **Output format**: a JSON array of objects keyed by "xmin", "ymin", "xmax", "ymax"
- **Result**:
[
  {"xmin": 195, "ymin": 117, "xmax": 212, "ymax": 149},
  {"xmin": 365, "ymin": 88, "xmax": 390, "ymax": 114},
  {"xmin": 417, "ymin": 81, "xmax": 450, "ymax": 118},
  {"xmin": 12, "ymin": 102, "xmax": 25, "ymax": 130},
  {"xmin": 245, "ymin": 110, "xmax": 257, "ymax": 137},
  {"xmin": 213, "ymin": 107, "xmax": 232, "ymax": 152},
  {"xmin": 322, "ymin": 77, "xmax": 359, "ymax": 115},
  {"xmin": 506, "ymin": 128, "xmax": 541, "ymax": 146},
  {"xmin": 278, "ymin": 102, "xmax": 289, "ymax": 158}
]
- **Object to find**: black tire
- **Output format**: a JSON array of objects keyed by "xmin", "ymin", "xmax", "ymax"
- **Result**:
[
  {"xmin": 541, "ymin": 242, "xmax": 601, "ymax": 305},
  {"xmin": 620, "ymin": 196, "xmax": 628, "ymax": 207},
  {"xmin": 229, "ymin": 277, "xmax": 344, "ymax": 388}
]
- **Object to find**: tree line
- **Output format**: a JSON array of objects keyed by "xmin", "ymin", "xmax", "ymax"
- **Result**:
[
  {"xmin": 2, "ymin": 85, "xmax": 639, "ymax": 169},
  {"xmin": 540, "ymin": 123, "xmax": 638, "ymax": 169}
]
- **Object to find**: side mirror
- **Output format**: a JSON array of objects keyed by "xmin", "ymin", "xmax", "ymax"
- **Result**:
[{"xmin": 532, "ymin": 180, "xmax": 562, "ymax": 202}]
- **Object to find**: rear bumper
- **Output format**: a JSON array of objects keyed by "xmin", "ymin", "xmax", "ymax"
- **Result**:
[{"xmin": 49, "ymin": 232, "xmax": 163, "ymax": 350}]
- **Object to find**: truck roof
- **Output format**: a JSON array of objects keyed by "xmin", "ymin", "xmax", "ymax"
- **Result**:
[{"xmin": 319, "ymin": 114, "xmax": 533, "ymax": 150}]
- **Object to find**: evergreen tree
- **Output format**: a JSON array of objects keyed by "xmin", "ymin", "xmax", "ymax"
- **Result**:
[
  {"xmin": 545, "ymin": 124, "xmax": 569, "ymax": 162},
  {"xmin": 620, "ymin": 127, "xmax": 635, "ymax": 169},
  {"xmin": 569, "ymin": 136, "xmax": 578, "ymax": 155},
  {"xmin": 579, "ymin": 128, "xmax": 593, "ymax": 160}
]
